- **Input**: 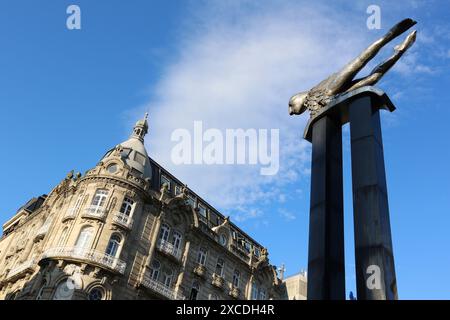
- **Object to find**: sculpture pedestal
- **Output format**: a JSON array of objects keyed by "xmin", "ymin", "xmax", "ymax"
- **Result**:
[
  {"xmin": 303, "ymin": 86, "xmax": 398, "ymax": 300},
  {"xmin": 349, "ymin": 96, "xmax": 398, "ymax": 300},
  {"xmin": 307, "ymin": 115, "xmax": 345, "ymax": 300}
]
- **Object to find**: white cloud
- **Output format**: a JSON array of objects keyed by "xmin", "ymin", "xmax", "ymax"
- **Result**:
[
  {"xmin": 137, "ymin": 1, "xmax": 370, "ymax": 221},
  {"xmin": 278, "ymin": 208, "xmax": 297, "ymax": 221}
]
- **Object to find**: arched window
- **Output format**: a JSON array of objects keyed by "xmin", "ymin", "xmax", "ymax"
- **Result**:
[
  {"xmin": 75, "ymin": 226, "xmax": 94, "ymax": 252},
  {"xmin": 232, "ymin": 269, "xmax": 240, "ymax": 288},
  {"xmin": 88, "ymin": 287, "xmax": 105, "ymax": 300},
  {"xmin": 105, "ymin": 234, "xmax": 121, "ymax": 257},
  {"xmin": 159, "ymin": 223, "xmax": 170, "ymax": 242},
  {"xmin": 163, "ymin": 269, "xmax": 173, "ymax": 287},
  {"xmin": 251, "ymin": 281, "xmax": 259, "ymax": 300},
  {"xmin": 189, "ymin": 282, "xmax": 200, "ymax": 300},
  {"xmin": 215, "ymin": 258, "xmax": 224, "ymax": 277},
  {"xmin": 57, "ymin": 227, "xmax": 68, "ymax": 246},
  {"xmin": 197, "ymin": 247, "xmax": 207, "ymax": 266},
  {"xmin": 149, "ymin": 260, "xmax": 160, "ymax": 281},
  {"xmin": 209, "ymin": 293, "xmax": 219, "ymax": 300},
  {"xmin": 53, "ymin": 279, "xmax": 74, "ymax": 300},
  {"xmin": 259, "ymin": 288, "xmax": 266, "ymax": 300},
  {"xmin": 172, "ymin": 231, "xmax": 182, "ymax": 251},
  {"xmin": 120, "ymin": 197, "xmax": 135, "ymax": 217},
  {"xmin": 91, "ymin": 189, "xmax": 109, "ymax": 208}
]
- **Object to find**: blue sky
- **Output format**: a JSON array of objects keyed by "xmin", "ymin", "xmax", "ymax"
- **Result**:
[{"xmin": 1, "ymin": 0, "xmax": 449, "ymax": 299}]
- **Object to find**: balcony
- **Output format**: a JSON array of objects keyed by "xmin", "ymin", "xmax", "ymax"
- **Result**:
[
  {"xmin": 211, "ymin": 273, "xmax": 224, "ymax": 289},
  {"xmin": 6, "ymin": 259, "xmax": 36, "ymax": 280},
  {"xmin": 41, "ymin": 247, "xmax": 126, "ymax": 274},
  {"xmin": 112, "ymin": 212, "xmax": 133, "ymax": 230},
  {"xmin": 82, "ymin": 206, "xmax": 107, "ymax": 220},
  {"xmin": 193, "ymin": 264, "xmax": 206, "ymax": 278},
  {"xmin": 62, "ymin": 207, "xmax": 77, "ymax": 221},
  {"xmin": 229, "ymin": 286, "xmax": 240, "ymax": 299},
  {"xmin": 156, "ymin": 240, "xmax": 182, "ymax": 261},
  {"xmin": 35, "ymin": 222, "xmax": 51, "ymax": 240},
  {"xmin": 141, "ymin": 277, "xmax": 185, "ymax": 300}
]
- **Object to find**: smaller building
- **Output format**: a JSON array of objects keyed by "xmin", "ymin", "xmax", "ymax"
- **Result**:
[{"xmin": 283, "ymin": 270, "xmax": 307, "ymax": 300}]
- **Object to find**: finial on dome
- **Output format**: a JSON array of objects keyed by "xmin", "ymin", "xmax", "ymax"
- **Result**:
[{"xmin": 131, "ymin": 113, "xmax": 149, "ymax": 142}]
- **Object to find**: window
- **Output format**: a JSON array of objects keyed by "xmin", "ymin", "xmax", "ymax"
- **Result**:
[
  {"xmin": 163, "ymin": 269, "xmax": 173, "ymax": 287},
  {"xmin": 189, "ymin": 282, "xmax": 200, "ymax": 300},
  {"xmin": 251, "ymin": 282, "xmax": 259, "ymax": 300},
  {"xmin": 75, "ymin": 226, "xmax": 94, "ymax": 251},
  {"xmin": 160, "ymin": 175, "xmax": 171, "ymax": 190},
  {"xmin": 172, "ymin": 231, "xmax": 182, "ymax": 251},
  {"xmin": 91, "ymin": 189, "xmax": 108, "ymax": 208},
  {"xmin": 105, "ymin": 234, "xmax": 121, "ymax": 257},
  {"xmin": 232, "ymin": 270, "xmax": 240, "ymax": 288},
  {"xmin": 259, "ymin": 289, "xmax": 266, "ymax": 300},
  {"xmin": 197, "ymin": 247, "xmax": 207, "ymax": 266},
  {"xmin": 120, "ymin": 197, "xmax": 135, "ymax": 217},
  {"xmin": 134, "ymin": 152, "xmax": 146, "ymax": 165},
  {"xmin": 107, "ymin": 164, "xmax": 118, "ymax": 174},
  {"xmin": 186, "ymin": 195, "xmax": 195, "ymax": 208},
  {"xmin": 53, "ymin": 279, "xmax": 73, "ymax": 300},
  {"xmin": 219, "ymin": 234, "xmax": 228, "ymax": 246},
  {"xmin": 150, "ymin": 260, "xmax": 160, "ymax": 281},
  {"xmin": 57, "ymin": 227, "xmax": 68, "ymax": 246},
  {"xmin": 175, "ymin": 185, "xmax": 182, "ymax": 196},
  {"xmin": 88, "ymin": 287, "xmax": 104, "ymax": 300},
  {"xmin": 215, "ymin": 258, "xmax": 224, "ymax": 277},
  {"xmin": 198, "ymin": 204, "xmax": 207, "ymax": 217},
  {"xmin": 121, "ymin": 148, "xmax": 132, "ymax": 158},
  {"xmin": 209, "ymin": 294, "xmax": 219, "ymax": 300},
  {"xmin": 159, "ymin": 224, "xmax": 170, "ymax": 242}
]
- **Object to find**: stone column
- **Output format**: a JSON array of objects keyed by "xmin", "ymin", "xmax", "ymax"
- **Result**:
[
  {"xmin": 307, "ymin": 115, "xmax": 346, "ymax": 300},
  {"xmin": 348, "ymin": 95, "xmax": 398, "ymax": 300}
]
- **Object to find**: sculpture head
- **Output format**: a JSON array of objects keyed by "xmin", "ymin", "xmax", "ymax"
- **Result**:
[{"xmin": 288, "ymin": 92, "xmax": 308, "ymax": 115}]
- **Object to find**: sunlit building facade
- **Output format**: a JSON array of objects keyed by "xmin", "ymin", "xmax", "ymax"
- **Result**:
[{"xmin": 0, "ymin": 115, "xmax": 287, "ymax": 300}]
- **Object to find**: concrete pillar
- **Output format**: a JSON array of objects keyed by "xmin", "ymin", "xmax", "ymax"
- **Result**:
[
  {"xmin": 349, "ymin": 96, "xmax": 398, "ymax": 300},
  {"xmin": 307, "ymin": 115, "xmax": 346, "ymax": 300}
]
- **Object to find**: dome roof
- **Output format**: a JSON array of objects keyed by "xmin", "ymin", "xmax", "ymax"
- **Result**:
[{"xmin": 102, "ymin": 113, "xmax": 152, "ymax": 180}]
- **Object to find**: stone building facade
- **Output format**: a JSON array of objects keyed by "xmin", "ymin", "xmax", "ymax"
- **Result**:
[
  {"xmin": 0, "ymin": 115, "xmax": 287, "ymax": 300},
  {"xmin": 283, "ymin": 271, "xmax": 307, "ymax": 300}
]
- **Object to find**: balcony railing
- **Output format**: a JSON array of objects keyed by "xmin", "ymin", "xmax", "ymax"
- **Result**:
[
  {"xmin": 141, "ymin": 277, "xmax": 185, "ymax": 300},
  {"xmin": 82, "ymin": 206, "xmax": 107, "ymax": 220},
  {"xmin": 156, "ymin": 240, "xmax": 182, "ymax": 260},
  {"xmin": 41, "ymin": 247, "xmax": 126, "ymax": 274},
  {"xmin": 112, "ymin": 212, "xmax": 133, "ymax": 229}
]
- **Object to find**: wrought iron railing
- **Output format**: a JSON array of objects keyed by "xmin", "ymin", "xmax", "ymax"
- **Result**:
[
  {"xmin": 41, "ymin": 247, "xmax": 126, "ymax": 274},
  {"xmin": 82, "ymin": 206, "xmax": 107, "ymax": 219},
  {"xmin": 141, "ymin": 277, "xmax": 185, "ymax": 300},
  {"xmin": 112, "ymin": 212, "xmax": 133, "ymax": 229},
  {"xmin": 156, "ymin": 239, "xmax": 182, "ymax": 260}
]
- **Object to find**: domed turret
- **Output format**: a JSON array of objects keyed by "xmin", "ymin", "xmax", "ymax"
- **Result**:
[{"xmin": 102, "ymin": 113, "xmax": 152, "ymax": 180}]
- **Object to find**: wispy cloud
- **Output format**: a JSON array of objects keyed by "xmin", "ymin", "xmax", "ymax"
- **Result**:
[
  {"xmin": 278, "ymin": 208, "xmax": 297, "ymax": 221},
  {"xmin": 135, "ymin": 1, "xmax": 385, "ymax": 221}
]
